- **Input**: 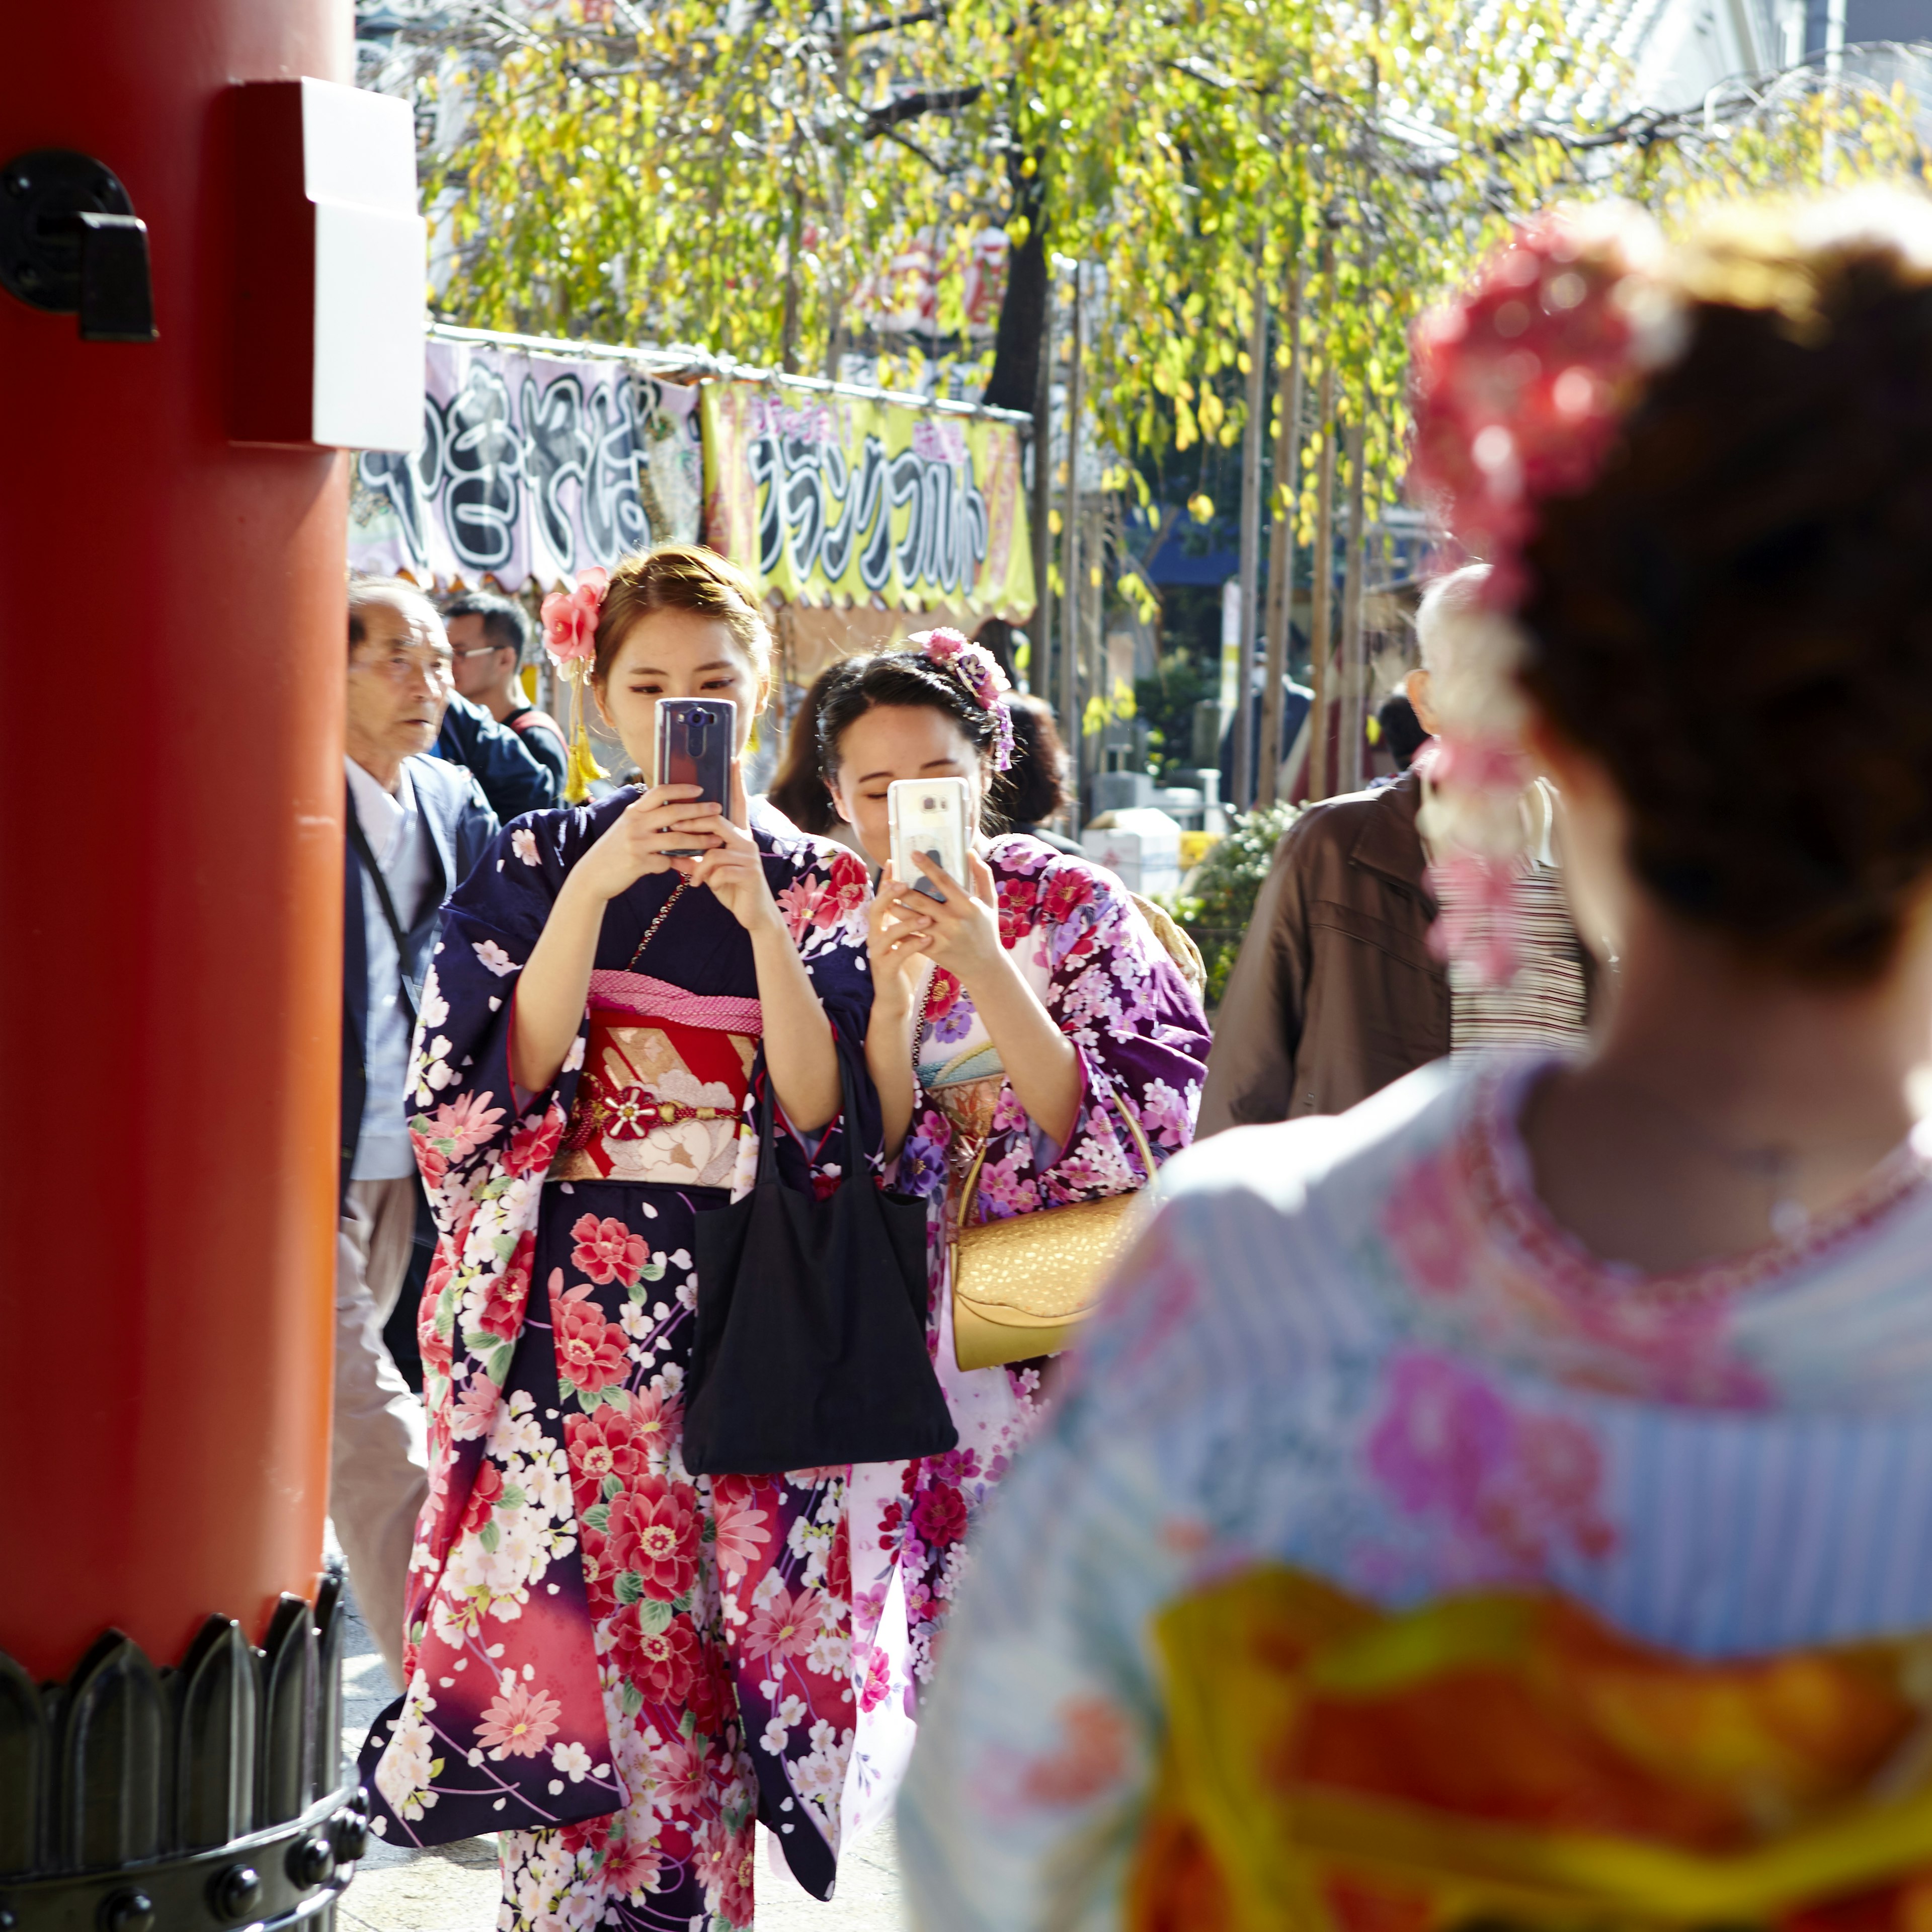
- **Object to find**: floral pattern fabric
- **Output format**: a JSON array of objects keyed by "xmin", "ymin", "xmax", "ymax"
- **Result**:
[
  {"xmin": 848, "ymin": 835, "xmax": 1213, "ymax": 1697},
  {"xmin": 358, "ymin": 794, "xmax": 886, "ymax": 1930},
  {"xmin": 899, "ymin": 1054, "xmax": 1932, "ymax": 1931}
]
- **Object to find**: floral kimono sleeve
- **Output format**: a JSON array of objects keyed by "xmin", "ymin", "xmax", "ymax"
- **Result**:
[
  {"xmin": 407, "ymin": 810, "xmax": 604, "ymax": 1420},
  {"xmin": 923, "ymin": 849, "xmax": 1213, "ymax": 1220}
]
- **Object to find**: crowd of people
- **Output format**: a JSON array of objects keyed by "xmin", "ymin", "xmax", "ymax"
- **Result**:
[{"xmin": 329, "ymin": 187, "xmax": 1932, "ymax": 1932}]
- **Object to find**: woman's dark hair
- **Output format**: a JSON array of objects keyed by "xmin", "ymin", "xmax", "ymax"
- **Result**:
[
  {"xmin": 1002, "ymin": 692, "xmax": 1070, "ymax": 825},
  {"xmin": 766, "ymin": 663, "xmax": 848, "ymax": 837},
  {"xmin": 1519, "ymin": 206, "xmax": 1932, "ymax": 985},
  {"xmin": 591, "ymin": 544, "xmax": 771, "ymax": 686},
  {"xmin": 816, "ymin": 651, "xmax": 1003, "ymax": 824}
]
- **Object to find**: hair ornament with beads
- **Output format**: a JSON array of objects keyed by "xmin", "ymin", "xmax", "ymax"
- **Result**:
[
  {"xmin": 912, "ymin": 627, "xmax": 1015, "ymax": 771},
  {"xmin": 537, "ymin": 567, "xmax": 612, "ymax": 801}
]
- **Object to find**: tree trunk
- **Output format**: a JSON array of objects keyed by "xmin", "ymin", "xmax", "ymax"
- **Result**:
[
  {"xmin": 1059, "ymin": 263, "xmax": 1085, "ymax": 826},
  {"xmin": 1231, "ymin": 271, "xmax": 1268, "ymax": 814},
  {"xmin": 982, "ymin": 154, "xmax": 1048, "ymax": 413},
  {"xmin": 1307, "ymin": 353, "xmax": 1338, "ymax": 800},
  {"xmin": 1339, "ymin": 415, "xmax": 1369, "ymax": 794},
  {"xmin": 779, "ymin": 181, "xmax": 803, "ymax": 373},
  {"xmin": 1026, "ymin": 254, "xmax": 1057, "ymax": 668},
  {"xmin": 1257, "ymin": 262, "xmax": 1303, "ymax": 809}
]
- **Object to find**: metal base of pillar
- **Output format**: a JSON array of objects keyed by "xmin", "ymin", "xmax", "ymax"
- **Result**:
[{"xmin": 0, "ymin": 1567, "xmax": 364, "ymax": 1932}]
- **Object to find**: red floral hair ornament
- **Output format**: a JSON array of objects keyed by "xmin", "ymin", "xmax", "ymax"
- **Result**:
[
  {"xmin": 1410, "ymin": 203, "xmax": 1683, "ymax": 610},
  {"xmin": 537, "ymin": 567, "xmax": 611, "ymax": 802},
  {"xmin": 1407, "ymin": 206, "xmax": 1686, "ymax": 984},
  {"xmin": 911, "ymin": 626, "xmax": 1015, "ymax": 772}
]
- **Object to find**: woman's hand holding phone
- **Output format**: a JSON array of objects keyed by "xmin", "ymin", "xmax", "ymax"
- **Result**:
[
  {"xmin": 866, "ymin": 874, "xmax": 936, "ymax": 1022},
  {"xmin": 874, "ymin": 851, "xmax": 1005, "ymax": 991},
  {"xmin": 568, "ymin": 783, "xmax": 721, "ymax": 905},
  {"xmin": 673, "ymin": 811, "xmax": 783, "ymax": 934}
]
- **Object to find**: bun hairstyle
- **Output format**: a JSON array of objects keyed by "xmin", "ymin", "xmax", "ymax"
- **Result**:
[
  {"xmin": 816, "ymin": 649, "xmax": 1006, "ymax": 827},
  {"xmin": 1002, "ymin": 692, "xmax": 1072, "ymax": 825},
  {"xmin": 590, "ymin": 544, "xmax": 772, "ymax": 687},
  {"xmin": 1516, "ymin": 198, "xmax": 1932, "ymax": 984}
]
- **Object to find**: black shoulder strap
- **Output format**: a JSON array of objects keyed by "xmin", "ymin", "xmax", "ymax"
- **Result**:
[{"xmin": 346, "ymin": 784, "xmax": 420, "ymax": 1025}]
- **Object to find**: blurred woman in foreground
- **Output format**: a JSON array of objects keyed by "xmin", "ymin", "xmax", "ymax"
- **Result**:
[{"xmin": 902, "ymin": 192, "xmax": 1932, "ymax": 1931}]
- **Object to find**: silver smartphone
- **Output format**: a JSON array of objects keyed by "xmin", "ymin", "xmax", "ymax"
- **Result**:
[{"xmin": 888, "ymin": 776, "xmax": 970, "ymax": 902}]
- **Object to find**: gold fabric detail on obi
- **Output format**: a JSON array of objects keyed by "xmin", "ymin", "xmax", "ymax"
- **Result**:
[
  {"xmin": 932, "ymin": 1070, "xmax": 1006, "ymax": 1156},
  {"xmin": 553, "ymin": 1023, "xmax": 753, "ymax": 1188}
]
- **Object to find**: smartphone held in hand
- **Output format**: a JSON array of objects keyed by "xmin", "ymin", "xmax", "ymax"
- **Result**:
[
  {"xmin": 656, "ymin": 698, "xmax": 735, "ymax": 856},
  {"xmin": 888, "ymin": 776, "xmax": 971, "ymax": 901}
]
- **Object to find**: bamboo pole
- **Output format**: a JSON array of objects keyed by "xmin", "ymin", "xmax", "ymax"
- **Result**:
[
  {"xmin": 1257, "ymin": 261, "xmax": 1303, "ymax": 810},
  {"xmin": 1338, "ymin": 415, "xmax": 1369, "ymax": 794},
  {"xmin": 1231, "ymin": 271, "xmax": 1268, "ymax": 814},
  {"xmin": 1306, "ymin": 352, "xmax": 1338, "ymax": 801},
  {"xmin": 1028, "ymin": 259, "xmax": 1056, "ymax": 698},
  {"xmin": 1060, "ymin": 262, "xmax": 1085, "ymax": 827}
]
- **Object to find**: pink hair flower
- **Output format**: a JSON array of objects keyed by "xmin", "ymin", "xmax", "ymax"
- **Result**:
[
  {"xmin": 539, "ymin": 567, "xmax": 610, "ymax": 674},
  {"xmin": 912, "ymin": 626, "xmax": 1015, "ymax": 771}
]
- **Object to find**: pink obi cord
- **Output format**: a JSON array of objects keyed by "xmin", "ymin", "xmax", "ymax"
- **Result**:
[{"xmin": 586, "ymin": 969, "xmax": 764, "ymax": 1037}]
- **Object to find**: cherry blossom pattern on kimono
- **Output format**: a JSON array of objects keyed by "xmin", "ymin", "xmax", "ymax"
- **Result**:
[{"xmin": 363, "ymin": 796, "xmax": 881, "ymax": 1879}]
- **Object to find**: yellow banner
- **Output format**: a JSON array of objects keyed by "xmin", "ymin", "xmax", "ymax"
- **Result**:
[{"xmin": 700, "ymin": 382, "xmax": 1035, "ymax": 621}]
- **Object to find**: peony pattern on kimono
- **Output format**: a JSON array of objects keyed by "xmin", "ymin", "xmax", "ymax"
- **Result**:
[
  {"xmin": 360, "ymin": 791, "xmax": 888, "ymax": 1923},
  {"xmin": 849, "ymin": 835, "xmax": 1214, "ymax": 1693}
]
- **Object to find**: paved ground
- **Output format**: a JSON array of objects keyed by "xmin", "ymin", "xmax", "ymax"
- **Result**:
[{"xmin": 335, "ymin": 1592, "xmax": 909, "ymax": 1930}]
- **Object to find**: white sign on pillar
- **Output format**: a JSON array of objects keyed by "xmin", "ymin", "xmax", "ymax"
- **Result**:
[
  {"xmin": 230, "ymin": 77, "xmax": 426, "ymax": 452},
  {"xmin": 1219, "ymin": 576, "xmax": 1242, "ymax": 722}
]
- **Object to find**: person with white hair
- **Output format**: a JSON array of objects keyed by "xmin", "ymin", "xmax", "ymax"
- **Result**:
[{"xmin": 1198, "ymin": 560, "xmax": 1591, "ymax": 1133}]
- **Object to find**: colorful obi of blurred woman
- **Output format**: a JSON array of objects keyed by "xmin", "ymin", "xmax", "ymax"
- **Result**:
[
  {"xmin": 817, "ymin": 632, "xmax": 1213, "ymax": 1698},
  {"xmin": 360, "ymin": 545, "xmax": 883, "ymax": 1928},
  {"xmin": 900, "ymin": 195, "xmax": 1932, "ymax": 1932}
]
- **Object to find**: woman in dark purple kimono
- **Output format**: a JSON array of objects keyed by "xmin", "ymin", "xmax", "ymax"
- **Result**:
[
  {"xmin": 820, "ymin": 633, "xmax": 1214, "ymax": 1705},
  {"xmin": 361, "ymin": 547, "xmax": 882, "ymax": 1930}
]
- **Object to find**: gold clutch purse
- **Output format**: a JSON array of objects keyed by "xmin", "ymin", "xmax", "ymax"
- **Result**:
[{"xmin": 951, "ymin": 1094, "xmax": 1156, "ymax": 1372}]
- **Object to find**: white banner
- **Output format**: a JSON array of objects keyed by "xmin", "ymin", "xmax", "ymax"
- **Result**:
[{"xmin": 349, "ymin": 340, "xmax": 703, "ymax": 588}]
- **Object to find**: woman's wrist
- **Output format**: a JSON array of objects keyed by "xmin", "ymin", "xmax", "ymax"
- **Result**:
[
  {"xmin": 955, "ymin": 937, "xmax": 1022, "ymax": 1005},
  {"xmin": 558, "ymin": 857, "xmax": 615, "ymax": 912},
  {"xmin": 743, "ymin": 896, "xmax": 790, "ymax": 947}
]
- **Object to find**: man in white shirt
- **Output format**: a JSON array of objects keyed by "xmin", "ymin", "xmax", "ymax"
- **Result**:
[{"xmin": 340, "ymin": 579, "xmax": 497, "ymax": 1684}]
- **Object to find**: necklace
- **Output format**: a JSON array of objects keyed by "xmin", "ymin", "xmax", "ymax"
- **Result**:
[
  {"xmin": 1589, "ymin": 1072, "xmax": 1907, "ymax": 1243},
  {"xmin": 626, "ymin": 879, "xmax": 689, "ymax": 972}
]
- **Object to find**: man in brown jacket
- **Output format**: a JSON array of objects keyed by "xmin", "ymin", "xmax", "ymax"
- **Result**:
[
  {"xmin": 1199, "ymin": 565, "xmax": 1593, "ymax": 1133},
  {"xmin": 1199, "ymin": 767, "xmax": 1449, "ymax": 1129}
]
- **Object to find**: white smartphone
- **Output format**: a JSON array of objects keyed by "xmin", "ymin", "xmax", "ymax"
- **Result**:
[{"xmin": 888, "ymin": 776, "xmax": 971, "ymax": 902}]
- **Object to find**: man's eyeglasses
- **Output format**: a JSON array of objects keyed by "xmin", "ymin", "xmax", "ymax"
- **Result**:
[{"xmin": 451, "ymin": 643, "xmax": 509, "ymax": 662}]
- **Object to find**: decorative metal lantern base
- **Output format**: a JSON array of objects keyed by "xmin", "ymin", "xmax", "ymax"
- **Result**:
[{"xmin": 0, "ymin": 1568, "xmax": 364, "ymax": 1931}]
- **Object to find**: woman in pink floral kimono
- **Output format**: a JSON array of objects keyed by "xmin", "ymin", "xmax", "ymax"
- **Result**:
[
  {"xmin": 360, "ymin": 547, "xmax": 883, "ymax": 1930},
  {"xmin": 819, "ymin": 634, "xmax": 1213, "ymax": 1704}
]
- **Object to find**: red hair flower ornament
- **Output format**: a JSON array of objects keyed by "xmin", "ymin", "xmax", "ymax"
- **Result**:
[
  {"xmin": 1408, "ymin": 205, "xmax": 1686, "ymax": 983},
  {"xmin": 538, "ymin": 567, "xmax": 611, "ymax": 803}
]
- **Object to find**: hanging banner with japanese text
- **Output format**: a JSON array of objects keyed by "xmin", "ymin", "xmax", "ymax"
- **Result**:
[
  {"xmin": 700, "ymin": 383, "xmax": 1035, "ymax": 620},
  {"xmin": 349, "ymin": 340, "xmax": 703, "ymax": 589}
]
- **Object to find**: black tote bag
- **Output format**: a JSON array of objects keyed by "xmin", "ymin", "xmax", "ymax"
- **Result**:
[{"xmin": 681, "ymin": 1059, "xmax": 958, "ymax": 1476}]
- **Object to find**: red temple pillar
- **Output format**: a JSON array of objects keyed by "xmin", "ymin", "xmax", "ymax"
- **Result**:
[{"xmin": 0, "ymin": 4, "xmax": 399, "ymax": 1925}]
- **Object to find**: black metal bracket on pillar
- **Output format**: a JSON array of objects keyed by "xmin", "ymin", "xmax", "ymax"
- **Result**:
[
  {"xmin": 0, "ymin": 1565, "xmax": 367, "ymax": 1932},
  {"xmin": 0, "ymin": 149, "xmax": 158, "ymax": 342}
]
